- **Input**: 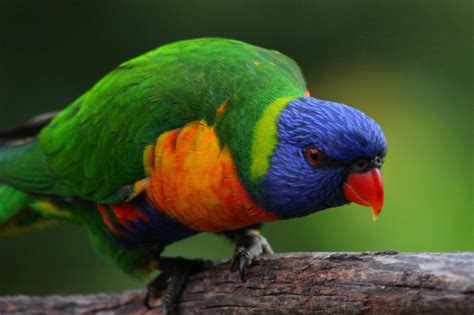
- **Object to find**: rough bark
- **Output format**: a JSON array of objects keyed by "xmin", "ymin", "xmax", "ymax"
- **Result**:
[{"xmin": 1, "ymin": 251, "xmax": 473, "ymax": 314}]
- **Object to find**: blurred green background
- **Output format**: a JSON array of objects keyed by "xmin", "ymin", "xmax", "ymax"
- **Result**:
[{"xmin": 0, "ymin": 0, "xmax": 472, "ymax": 295}]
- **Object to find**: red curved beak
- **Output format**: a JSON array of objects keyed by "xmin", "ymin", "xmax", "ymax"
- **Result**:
[{"xmin": 343, "ymin": 168, "xmax": 384, "ymax": 220}]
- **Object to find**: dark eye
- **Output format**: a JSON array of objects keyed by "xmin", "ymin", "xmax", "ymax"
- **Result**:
[
  {"xmin": 355, "ymin": 160, "xmax": 369, "ymax": 171},
  {"xmin": 304, "ymin": 146, "xmax": 322, "ymax": 166}
]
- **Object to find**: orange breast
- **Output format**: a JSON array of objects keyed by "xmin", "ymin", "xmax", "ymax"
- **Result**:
[{"xmin": 144, "ymin": 120, "xmax": 277, "ymax": 232}]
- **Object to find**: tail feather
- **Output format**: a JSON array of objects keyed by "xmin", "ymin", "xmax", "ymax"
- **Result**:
[
  {"xmin": 0, "ymin": 111, "xmax": 61, "ymax": 234},
  {"xmin": 0, "ymin": 185, "xmax": 67, "ymax": 235},
  {"xmin": 0, "ymin": 185, "xmax": 48, "ymax": 235},
  {"xmin": 0, "ymin": 185, "xmax": 29, "ymax": 224},
  {"xmin": 0, "ymin": 110, "xmax": 57, "ymax": 194}
]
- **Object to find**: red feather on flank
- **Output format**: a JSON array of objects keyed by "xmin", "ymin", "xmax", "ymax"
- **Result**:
[
  {"xmin": 98, "ymin": 202, "xmax": 151, "ymax": 238},
  {"xmin": 98, "ymin": 204, "xmax": 123, "ymax": 236},
  {"xmin": 112, "ymin": 203, "xmax": 151, "ymax": 223}
]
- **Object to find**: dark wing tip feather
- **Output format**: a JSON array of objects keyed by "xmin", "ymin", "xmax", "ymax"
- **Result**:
[{"xmin": 0, "ymin": 111, "xmax": 59, "ymax": 140}]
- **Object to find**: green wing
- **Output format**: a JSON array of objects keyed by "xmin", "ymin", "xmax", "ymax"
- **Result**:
[{"xmin": 0, "ymin": 38, "xmax": 306, "ymax": 202}]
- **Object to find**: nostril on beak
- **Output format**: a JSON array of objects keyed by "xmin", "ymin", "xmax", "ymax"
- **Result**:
[{"xmin": 373, "ymin": 156, "xmax": 383, "ymax": 168}]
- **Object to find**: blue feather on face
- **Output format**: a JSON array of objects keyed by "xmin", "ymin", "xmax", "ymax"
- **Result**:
[{"xmin": 262, "ymin": 97, "xmax": 387, "ymax": 219}]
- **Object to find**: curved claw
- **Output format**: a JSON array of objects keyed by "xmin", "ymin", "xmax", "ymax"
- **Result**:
[
  {"xmin": 145, "ymin": 272, "xmax": 170, "ymax": 309},
  {"xmin": 229, "ymin": 231, "xmax": 274, "ymax": 282},
  {"xmin": 145, "ymin": 258, "xmax": 208, "ymax": 313},
  {"xmin": 230, "ymin": 247, "xmax": 253, "ymax": 281},
  {"xmin": 239, "ymin": 257, "xmax": 248, "ymax": 281}
]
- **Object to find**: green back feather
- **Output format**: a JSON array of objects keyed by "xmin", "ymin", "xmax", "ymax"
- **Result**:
[{"xmin": 0, "ymin": 38, "xmax": 306, "ymax": 203}]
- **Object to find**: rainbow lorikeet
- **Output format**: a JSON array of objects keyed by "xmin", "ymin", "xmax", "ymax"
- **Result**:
[{"xmin": 0, "ymin": 38, "xmax": 386, "ymax": 311}]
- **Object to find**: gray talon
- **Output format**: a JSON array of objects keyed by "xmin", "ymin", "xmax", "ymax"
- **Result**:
[
  {"xmin": 145, "ymin": 258, "xmax": 207, "ymax": 313},
  {"xmin": 230, "ymin": 231, "xmax": 274, "ymax": 281}
]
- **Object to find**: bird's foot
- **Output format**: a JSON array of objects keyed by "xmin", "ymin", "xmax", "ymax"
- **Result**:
[
  {"xmin": 145, "ymin": 257, "xmax": 212, "ymax": 314},
  {"xmin": 230, "ymin": 229, "xmax": 274, "ymax": 281}
]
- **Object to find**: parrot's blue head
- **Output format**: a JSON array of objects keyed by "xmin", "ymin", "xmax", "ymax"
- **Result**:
[{"xmin": 262, "ymin": 96, "xmax": 387, "ymax": 219}]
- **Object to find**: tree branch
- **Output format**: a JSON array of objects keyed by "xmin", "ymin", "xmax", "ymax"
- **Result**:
[{"xmin": 1, "ymin": 252, "xmax": 473, "ymax": 314}]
